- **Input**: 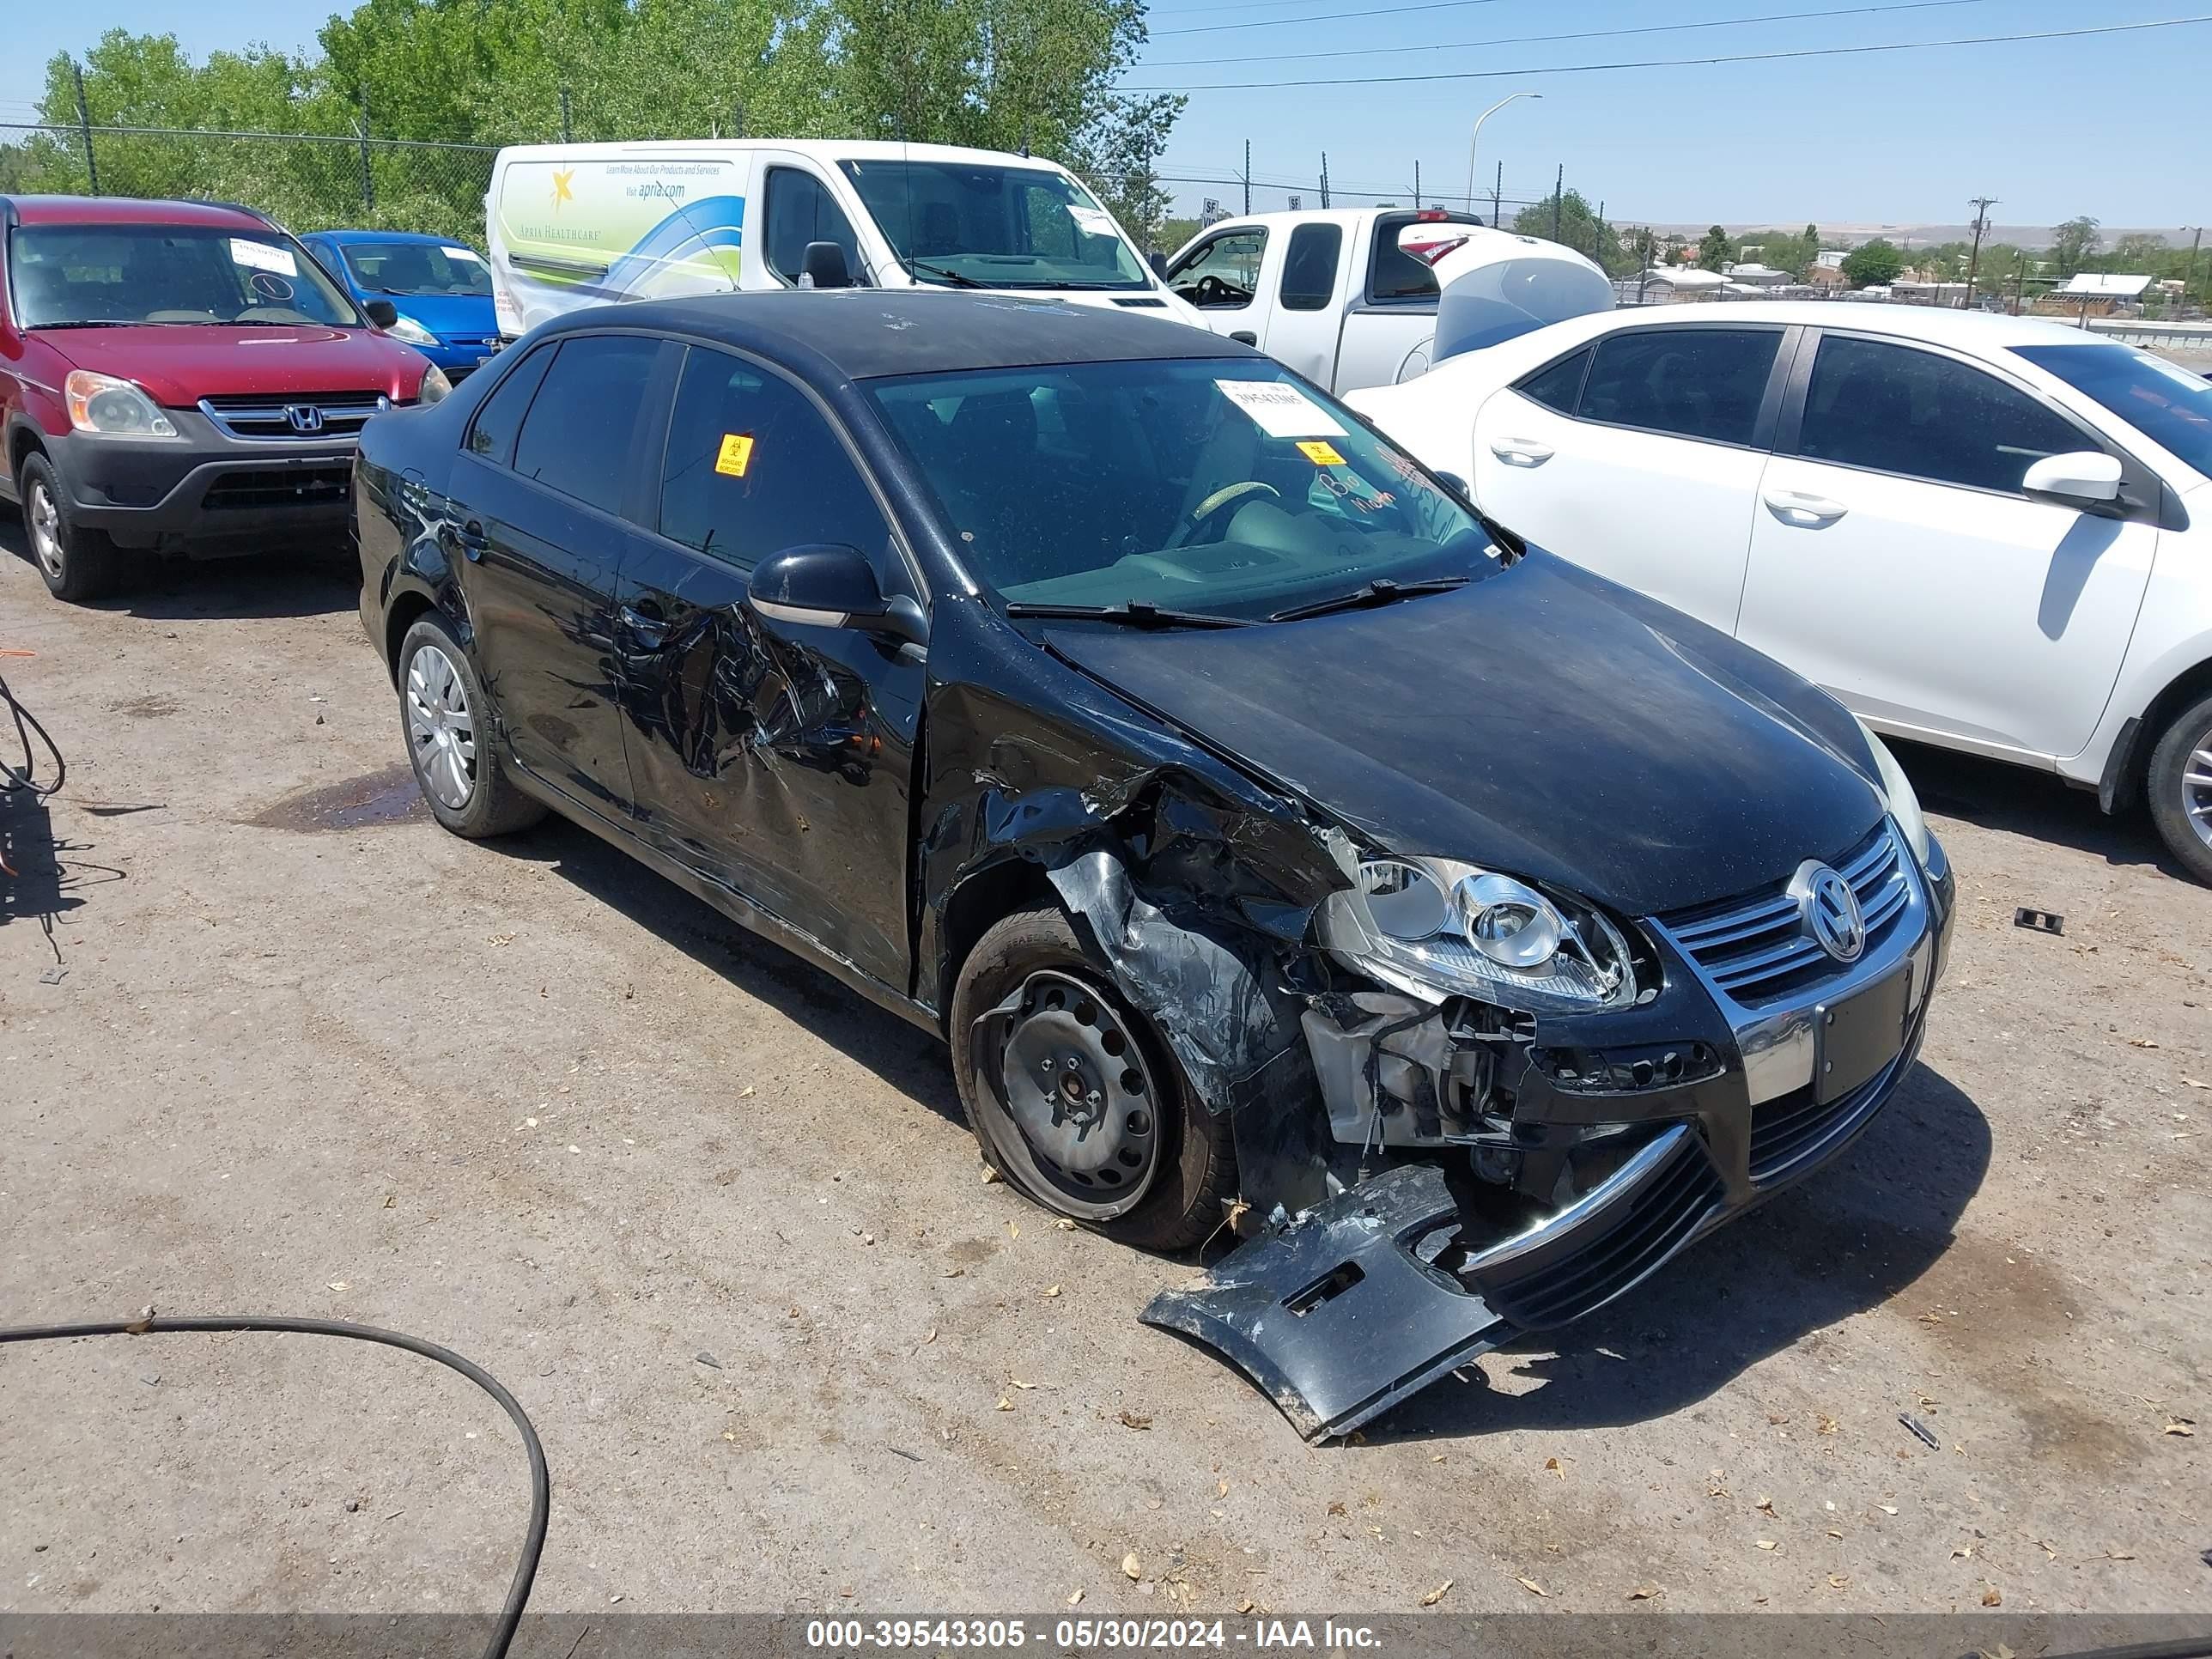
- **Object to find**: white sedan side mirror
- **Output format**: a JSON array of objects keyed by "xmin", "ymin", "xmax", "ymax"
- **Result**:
[{"xmin": 2021, "ymin": 450, "xmax": 2122, "ymax": 507}]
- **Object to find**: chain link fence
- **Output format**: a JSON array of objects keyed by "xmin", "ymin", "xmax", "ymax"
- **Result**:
[{"xmin": 0, "ymin": 122, "xmax": 496, "ymax": 242}]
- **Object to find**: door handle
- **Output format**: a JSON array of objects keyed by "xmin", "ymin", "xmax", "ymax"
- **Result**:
[
  {"xmin": 451, "ymin": 518, "xmax": 489, "ymax": 559},
  {"xmin": 1228, "ymin": 330, "xmax": 1258, "ymax": 345},
  {"xmin": 618, "ymin": 601, "xmax": 668, "ymax": 649},
  {"xmin": 1489, "ymin": 438, "xmax": 1553, "ymax": 467},
  {"xmin": 1761, "ymin": 489, "xmax": 1848, "ymax": 527}
]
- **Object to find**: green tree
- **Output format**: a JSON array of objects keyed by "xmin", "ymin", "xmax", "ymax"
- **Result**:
[
  {"xmin": 2051, "ymin": 215, "xmax": 2101, "ymax": 275},
  {"xmin": 1696, "ymin": 223, "xmax": 1731, "ymax": 271},
  {"xmin": 1512, "ymin": 188, "xmax": 1633, "ymax": 276},
  {"xmin": 1839, "ymin": 238, "xmax": 1905, "ymax": 288}
]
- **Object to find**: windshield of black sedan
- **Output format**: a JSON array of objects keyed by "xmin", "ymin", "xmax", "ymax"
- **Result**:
[
  {"xmin": 866, "ymin": 359, "xmax": 1493, "ymax": 616},
  {"xmin": 9, "ymin": 224, "xmax": 362, "ymax": 327},
  {"xmin": 840, "ymin": 160, "xmax": 1149, "ymax": 290}
]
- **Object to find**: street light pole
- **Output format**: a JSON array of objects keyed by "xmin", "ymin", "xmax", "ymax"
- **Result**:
[{"xmin": 1465, "ymin": 92, "xmax": 1540, "ymax": 222}]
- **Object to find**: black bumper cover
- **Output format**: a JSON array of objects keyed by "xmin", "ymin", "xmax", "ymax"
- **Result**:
[{"xmin": 45, "ymin": 411, "xmax": 356, "ymax": 552}]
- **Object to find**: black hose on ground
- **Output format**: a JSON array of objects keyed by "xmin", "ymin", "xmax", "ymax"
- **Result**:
[{"xmin": 0, "ymin": 1314, "xmax": 548, "ymax": 1659}]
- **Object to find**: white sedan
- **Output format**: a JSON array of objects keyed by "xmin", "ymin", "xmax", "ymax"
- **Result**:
[{"xmin": 1349, "ymin": 301, "xmax": 2212, "ymax": 883}]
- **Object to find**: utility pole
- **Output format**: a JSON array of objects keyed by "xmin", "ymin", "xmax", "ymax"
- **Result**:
[
  {"xmin": 71, "ymin": 59, "xmax": 97, "ymax": 193},
  {"xmin": 1242, "ymin": 139, "xmax": 1250, "ymax": 216},
  {"xmin": 2187, "ymin": 227, "xmax": 2204, "ymax": 313},
  {"xmin": 1597, "ymin": 198, "xmax": 1606, "ymax": 265},
  {"xmin": 559, "ymin": 86, "xmax": 573, "ymax": 143},
  {"xmin": 1319, "ymin": 152, "xmax": 1329, "ymax": 210},
  {"xmin": 1413, "ymin": 159, "xmax": 1420, "ymax": 210},
  {"xmin": 1963, "ymin": 195, "xmax": 1998, "ymax": 308},
  {"xmin": 1638, "ymin": 228, "xmax": 1654, "ymax": 303},
  {"xmin": 1491, "ymin": 160, "xmax": 1502, "ymax": 228},
  {"xmin": 355, "ymin": 90, "xmax": 374, "ymax": 213},
  {"xmin": 2013, "ymin": 250, "xmax": 2027, "ymax": 315},
  {"xmin": 1550, "ymin": 164, "xmax": 1563, "ymax": 244}
]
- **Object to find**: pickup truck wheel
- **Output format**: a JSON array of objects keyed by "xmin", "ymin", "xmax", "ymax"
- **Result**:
[
  {"xmin": 397, "ymin": 612, "xmax": 545, "ymax": 838},
  {"xmin": 2146, "ymin": 691, "xmax": 2212, "ymax": 885},
  {"xmin": 951, "ymin": 907, "xmax": 1236, "ymax": 1254},
  {"xmin": 19, "ymin": 454, "xmax": 129, "ymax": 604}
]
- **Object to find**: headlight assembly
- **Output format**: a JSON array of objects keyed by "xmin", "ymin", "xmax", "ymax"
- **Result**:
[
  {"xmin": 64, "ymin": 371, "xmax": 178, "ymax": 439},
  {"xmin": 1319, "ymin": 854, "xmax": 1637, "ymax": 1014},
  {"xmin": 386, "ymin": 313, "xmax": 441, "ymax": 348},
  {"xmin": 1856, "ymin": 718, "xmax": 1930, "ymax": 866},
  {"xmin": 416, "ymin": 364, "xmax": 453, "ymax": 406}
]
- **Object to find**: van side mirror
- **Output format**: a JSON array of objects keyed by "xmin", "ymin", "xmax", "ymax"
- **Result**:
[
  {"xmin": 362, "ymin": 298, "xmax": 399, "ymax": 329},
  {"xmin": 1148, "ymin": 250, "xmax": 1168, "ymax": 277},
  {"xmin": 2022, "ymin": 449, "xmax": 2123, "ymax": 508},
  {"xmin": 799, "ymin": 241, "xmax": 852, "ymax": 289},
  {"xmin": 750, "ymin": 543, "xmax": 927, "ymax": 647}
]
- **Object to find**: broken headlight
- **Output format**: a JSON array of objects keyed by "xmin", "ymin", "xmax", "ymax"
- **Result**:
[{"xmin": 1318, "ymin": 856, "xmax": 1637, "ymax": 1014}]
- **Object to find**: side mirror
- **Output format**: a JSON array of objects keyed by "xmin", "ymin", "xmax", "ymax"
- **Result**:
[
  {"xmin": 799, "ymin": 240, "xmax": 852, "ymax": 289},
  {"xmin": 362, "ymin": 297, "xmax": 399, "ymax": 329},
  {"xmin": 750, "ymin": 543, "xmax": 927, "ymax": 647},
  {"xmin": 2022, "ymin": 449, "xmax": 2122, "ymax": 507},
  {"xmin": 1148, "ymin": 249, "xmax": 1169, "ymax": 277},
  {"xmin": 1433, "ymin": 470, "xmax": 1472, "ymax": 499}
]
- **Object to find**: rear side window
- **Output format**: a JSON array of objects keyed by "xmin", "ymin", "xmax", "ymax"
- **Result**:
[
  {"xmin": 512, "ymin": 335, "xmax": 662, "ymax": 515},
  {"xmin": 1580, "ymin": 328, "xmax": 1781, "ymax": 447},
  {"xmin": 763, "ymin": 168, "xmax": 864, "ymax": 286},
  {"xmin": 1798, "ymin": 336, "xmax": 2087, "ymax": 494},
  {"xmin": 1517, "ymin": 347, "xmax": 1591, "ymax": 415},
  {"xmin": 1278, "ymin": 224, "xmax": 1342, "ymax": 313},
  {"xmin": 658, "ymin": 346, "xmax": 891, "ymax": 572},
  {"xmin": 466, "ymin": 344, "xmax": 555, "ymax": 466}
]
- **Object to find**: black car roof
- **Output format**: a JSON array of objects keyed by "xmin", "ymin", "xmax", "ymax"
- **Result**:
[{"xmin": 538, "ymin": 290, "xmax": 1264, "ymax": 382}]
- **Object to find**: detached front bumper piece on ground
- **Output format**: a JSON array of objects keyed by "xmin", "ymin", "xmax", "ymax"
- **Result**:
[{"xmin": 1139, "ymin": 828, "xmax": 1954, "ymax": 1441}]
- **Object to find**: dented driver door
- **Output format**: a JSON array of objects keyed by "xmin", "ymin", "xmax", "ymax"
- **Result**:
[{"xmin": 612, "ymin": 343, "xmax": 922, "ymax": 989}]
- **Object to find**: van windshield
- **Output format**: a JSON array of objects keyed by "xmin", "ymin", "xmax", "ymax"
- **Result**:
[
  {"xmin": 866, "ymin": 358, "xmax": 1497, "ymax": 620},
  {"xmin": 9, "ymin": 224, "xmax": 362, "ymax": 328},
  {"xmin": 839, "ymin": 160, "xmax": 1149, "ymax": 291}
]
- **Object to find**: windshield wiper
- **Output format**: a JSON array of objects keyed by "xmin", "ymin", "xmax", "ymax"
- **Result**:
[
  {"xmin": 26, "ymin": 319, "xmax": 139, "ymax": 330},
  {"xmin": 1268, "ymin": 575, "xmax": 1470, "ymax": 623},
  {"xmin": 904, "ymin": 258, "xmax": 988, "ymax": 289},
  {"xmin": 1005, "ymin": 600, "xmax": 1247, "ymax": 630}
]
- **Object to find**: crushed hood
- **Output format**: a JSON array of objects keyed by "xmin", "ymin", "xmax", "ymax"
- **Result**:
[{"xmin": 1043, "ymin": 551, "xmax": 1884, "ymax": 919}]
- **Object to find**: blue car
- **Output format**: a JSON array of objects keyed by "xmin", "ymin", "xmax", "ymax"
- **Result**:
[{"xmin": 301, "ymin": 229, "xmax": 501, "ymax": 380}]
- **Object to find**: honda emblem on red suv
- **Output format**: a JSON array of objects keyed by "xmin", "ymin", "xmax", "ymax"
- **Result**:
[{"xmin": 285, "ymin": 404, "xmax": 326, "ymax": 434}]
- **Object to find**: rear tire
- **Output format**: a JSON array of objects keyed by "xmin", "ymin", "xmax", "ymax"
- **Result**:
[
  {"xmin": 2146, "ymin": 692, "xmax": 2212, "ymax": 886},
  {"xmin": 396, "ymin": 611, "xmax": 545, "ymax": 839},
  {"xmin": 19, "ymin": 453, "xmax": 130, "ymax": 604},
  {"xmin": 950, "ymin": 906, "xmax": 1236, "ymax": 1254}
]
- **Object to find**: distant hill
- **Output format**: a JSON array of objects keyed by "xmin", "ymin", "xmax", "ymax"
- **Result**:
[{"xmin": 1636, "ymin": 222, "xmax": 2197, "ymax": 250}]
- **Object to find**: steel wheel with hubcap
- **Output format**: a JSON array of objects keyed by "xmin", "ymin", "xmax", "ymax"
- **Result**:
[
  {"xmin": 2148, "ymin": 692, "xmax": 2212, "ymax": 886},
  {"xmin": 392, "ymin": 611, "xmax": 545, "ymax": 839},
  {"xmin": 27, "ymin": 477, "xmax": 65, "ymax": 584},
  {"xmin": 950, "ymin": 907, "xmax": 1236, "ymax": 1252}
]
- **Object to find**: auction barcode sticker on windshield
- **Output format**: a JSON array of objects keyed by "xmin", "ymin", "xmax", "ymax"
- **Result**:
[
  {"xmin": 1215, "ymin": 379, "xmax": 1346, "ymax": 440},
  {"xmin": 442, "ymin": 246, "xmax": 486, "ymax": 264},
  {"xmin": 230, "ymin": 239, "xmax": 299, "ymax": 276},
  {"xmin": 1066, "ymin": 205, "xmax": 1118, "ymax": 239}
]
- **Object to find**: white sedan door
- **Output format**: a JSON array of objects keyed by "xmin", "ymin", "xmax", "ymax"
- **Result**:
[
  {"xmin": 1737, "ymin": 331, "xmax": 2159, "ymax": 762},
  {"xmin": 1470, "ymin": 322, "xmax": 1793, "ymax": 631}
]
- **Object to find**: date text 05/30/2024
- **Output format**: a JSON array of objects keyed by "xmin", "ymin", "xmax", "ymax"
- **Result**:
[{"xmin": 805, "ymin": 1619, "xmax": 1384, "ymax": 1650}]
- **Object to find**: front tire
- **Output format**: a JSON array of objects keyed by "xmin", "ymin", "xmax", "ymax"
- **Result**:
[
  {"xmin": 19, "ymin": 453, "xmax": 129, "ymax": 604},
  {"xmin": 950, "ymin": 906, "xmax": 1236, "ymax": 1253},
  {"xmin": 2146, "ymin": 692, "xmax": 2212, "ymax": 885},
  {"xmin": 396, "ymin": 612, "xmax": 545, "ymax": 838}
]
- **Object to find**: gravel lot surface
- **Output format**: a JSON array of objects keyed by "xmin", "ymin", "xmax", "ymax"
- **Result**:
[{"xmin": 2, "ymin": 530, "xmax": 2205, "ymax": 1627}]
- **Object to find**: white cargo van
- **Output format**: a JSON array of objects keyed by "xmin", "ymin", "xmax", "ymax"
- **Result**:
[{"xmin": 484, "ymin": 138, "xmax": 1205, "ymax": 336}]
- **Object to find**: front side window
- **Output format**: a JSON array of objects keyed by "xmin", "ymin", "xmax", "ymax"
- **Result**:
[
  {"xmin": 1279, "ymin": 223, "xmax": 1342, "ymax": 312},
  {"xmin": 763, "ymin": 169, "xmax": 866, "ymax": 287},
  {"xmin": 865, "ymin": 359, "xmax": 1492, "ymax": 620},
  {"xmin": 8, "ymin": 223, "xmax": 362, "ymax": 328},
  {"xmin": 839, "ymin": 159, "xmax": 1146, "ymax": 290},
  {"xmin": 337, "ymin": 240, "xmax": 492, "ymax": 298},
  {"xmin": 512, "ymin": 335, "xmax": 662, "ymax": 516},
  {"xmin": 1165, "ymin": 229, "xmax": 1267, "ymax": 311},
  {"xmin": 1798, "ymin": 336, "xmax": 2083, "ymax": 493},
  {"xmin": 1579, "ymin": 327, "xmax": 1782, "ymax": 447},
  {"xmin": 659, "ymin": 346, "xmax": 890, "ymax": 572},
  {"xmin": 2013, "ymin": 342, "xmax": 2212, "ymax": 480}
]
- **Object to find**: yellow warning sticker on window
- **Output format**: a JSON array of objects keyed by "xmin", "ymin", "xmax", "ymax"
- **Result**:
[
  {"xmin": 715, "ymin": 434, "xmax": 755, "ymax": 477},
  {"xmin": 1297, "ymin": 440, "xmax": 1345, "ymax": 466}
]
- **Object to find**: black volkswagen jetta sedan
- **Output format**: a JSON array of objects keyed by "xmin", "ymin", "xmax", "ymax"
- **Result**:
[{"xmin": 353, "ymin": 292, "xmax": 1954, "ymax": 1438}]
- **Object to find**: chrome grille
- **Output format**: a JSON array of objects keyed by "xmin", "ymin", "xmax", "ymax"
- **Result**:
[
  {"xmin": 198, "ymin": 392, "xmax": 388, "ymax": 441},
  {"xmin": 1658, "ymin": 821, "xmax": 1910, "ymax": 1006}
]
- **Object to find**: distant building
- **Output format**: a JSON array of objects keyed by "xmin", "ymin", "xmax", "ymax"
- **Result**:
[
  {"xmin": 1721, "ymin": 262, "xmax": 1790, "ymax": 288},
  {"xmin": 2033, "ymin": 271, "xmax": 2153, "ymax": 320},
  {"xmin": 1807, "ymin": 263, "xmax": 1849, "ymax": 289},
  {"xmin": 1631, "ymin": 266, "xmax": 1729, "ymax": 301},
  {"xmin": 1814, "ymin": 249, "xmax": 1847, "ymax": 270}
]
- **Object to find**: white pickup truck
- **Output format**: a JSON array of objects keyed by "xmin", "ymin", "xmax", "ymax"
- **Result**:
[{"xmin": 1161, "ymin": 208, "xmax": 1613, "ymax": 395}]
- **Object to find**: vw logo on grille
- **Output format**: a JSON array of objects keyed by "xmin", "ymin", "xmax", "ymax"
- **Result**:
[
  {"xmin": 1791, "ymin": 861, "xmax": 1866, "ymax": 963},
  {"xmin": 284, "ymin": 404, "xmax": 325, "ymax": 434}
]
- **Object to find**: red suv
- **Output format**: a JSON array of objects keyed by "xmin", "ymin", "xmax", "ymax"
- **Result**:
[{"xmin": 1, "ymin": 195, "xmax": 446, "ymax": 602}]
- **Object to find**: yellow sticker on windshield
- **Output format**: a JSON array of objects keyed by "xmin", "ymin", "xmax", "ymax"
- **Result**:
[
  {"xmin": 1297, "ymin": 440, "xmax": 1345, "ymax": 466},
  {"xmin": 715, "ymin": 434, "xmax": 755, "ymax": 477}
]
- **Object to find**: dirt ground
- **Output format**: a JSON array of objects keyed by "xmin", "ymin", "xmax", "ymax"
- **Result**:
[{"xmin": 2, "ymin": 526, "xmax": 2206, "ymax": 1626}]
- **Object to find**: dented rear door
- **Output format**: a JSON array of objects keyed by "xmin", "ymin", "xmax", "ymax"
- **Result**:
[{"xmin": 612, "ymin": 343, "xmax": 923, "ymax": 987}]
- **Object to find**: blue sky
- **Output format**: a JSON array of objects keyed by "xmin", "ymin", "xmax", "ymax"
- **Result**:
[{"xmin": 4, "ymin": 0, "xmax": 2207, "ymax": 231}]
